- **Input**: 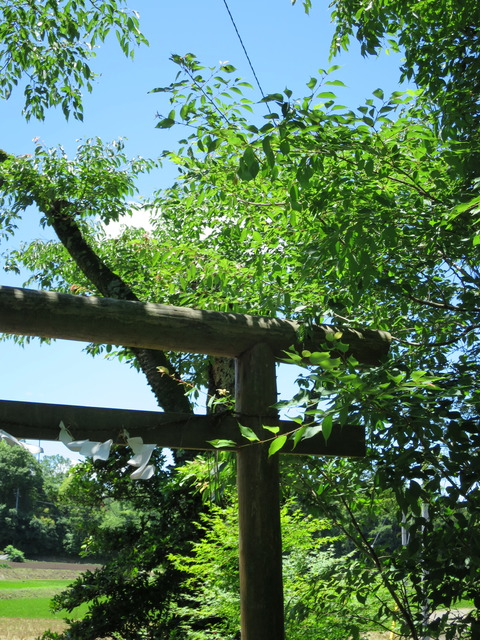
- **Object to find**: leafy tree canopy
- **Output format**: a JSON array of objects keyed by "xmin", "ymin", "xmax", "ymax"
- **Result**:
[
  {"xmin": 52, "ymin": 447, "xmax": 201, "ymax": 639},
  {"xmin": 0, "ymin": 0, "xmax": 147, "ymax": 120},
  {"xmin": 0, "ymin": 1, "xmax": 479, "ymax": 638},
  {"xmin": 0, "ymin": 440, "xmax": 43, "ymax": 512},
  {"xmin": 299, "ymin": 0, "xmax": 480, "ymax": 137},
  {"xmin": 39, "ymin": 453, "xmax": 74, "ymax": 502}
]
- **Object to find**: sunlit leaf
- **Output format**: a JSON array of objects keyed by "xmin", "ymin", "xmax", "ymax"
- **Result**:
[
  {"xmin": 263, "ymin": 425, "xmax": 280, "ymax": 434},
  {"xmin": 268, "ymin": 435, "xmax": 287, "ymax": 456},
  {"xmin": 238, "ymin": 425, "xmax": 260, "ymax": 442},
  {"xmin": 207, "ymin": 439, "xmax": 237, "ymax": 448}
]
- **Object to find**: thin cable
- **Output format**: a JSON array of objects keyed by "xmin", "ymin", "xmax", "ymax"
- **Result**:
[{"xmin": 220, "ymin": 0, "xmax": 270, "ymax": 108}]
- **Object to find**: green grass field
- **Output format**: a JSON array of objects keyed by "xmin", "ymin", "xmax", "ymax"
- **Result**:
[
  {"xmin": 0, "ymin": 565, "xmax": 472, "ymax": 640},
  {"xmin": 0, "ymin": 580, "xmax": 72, "ymax": 590},
  {"xmin": 0, "ymin": 596, "xmax": 89, "ymax": 619},
  {"xmin": 0, "ymin": 576, "xmax": 89, "ymax": 620}
]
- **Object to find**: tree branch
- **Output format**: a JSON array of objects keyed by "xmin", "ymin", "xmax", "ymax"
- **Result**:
[
  {"xmin": 392, "ymin": 323, "xmax": 480, "ymax": 348},
  {"xmin": 409, "ymin": 295, "xmax": 480, "ymax": 314},
  {"xmin": 45, "ymin": 201, "xmax": 192, "ymax": 413}
]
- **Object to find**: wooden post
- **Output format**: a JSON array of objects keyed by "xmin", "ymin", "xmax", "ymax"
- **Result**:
[
  {"xmin": 0, "ymin": 285, "xmax": 386, "ymax": 637},
  {"xmin": 236, "ymin": 343, "xmax": 284, "ymax": 640}
]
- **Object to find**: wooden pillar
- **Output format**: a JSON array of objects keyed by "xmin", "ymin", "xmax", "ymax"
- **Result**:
[{"xmin": 235, "ymin": 342, "xmax": 284, "ymax": 640}]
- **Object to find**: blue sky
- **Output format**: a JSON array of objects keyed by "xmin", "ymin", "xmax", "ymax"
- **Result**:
[{"xmin": 0, "ymin": 0, "xmax": 407, "ymax": 460}]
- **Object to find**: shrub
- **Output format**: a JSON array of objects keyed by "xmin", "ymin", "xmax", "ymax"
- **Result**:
[{"xmin": 3, "ymin": 544, "xmax": 25, "ymax": 562}]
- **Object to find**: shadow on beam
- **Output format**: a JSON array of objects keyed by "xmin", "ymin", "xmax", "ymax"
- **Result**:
[{"xmin": 0, "ymin": 285, "xmax": 391, "ymax": 364}]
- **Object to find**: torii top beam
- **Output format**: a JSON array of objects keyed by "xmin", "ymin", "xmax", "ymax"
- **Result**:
[{"xmin": 0, "ymin": 286, "xmax": 391, "ymax": 365}]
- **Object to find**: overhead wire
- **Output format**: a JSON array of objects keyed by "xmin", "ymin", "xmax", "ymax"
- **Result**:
[{"xmin": 220, "ymin": 0, "xmax": 272, "ymax": 112}]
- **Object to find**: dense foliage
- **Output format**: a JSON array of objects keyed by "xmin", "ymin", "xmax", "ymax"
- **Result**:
[
  {"xmin": 169, "ymin": 497, "xmax": 348, "ymax": 640},
  {"xmin": 302, "ymin": 0, "xmax": 480, "ymax": 138},
  {"xmin": 0, "ymin": 1, "xmax": 479, "ymax": 639},
  {"xmin": 50, "ymin": 448, "xmax": 201, "ymax": 640},
  {"xmin": 0, "ymin": 0, "xmax": 146, "ymax": 120},
  {"xmin": 0, "ymin": 443, "xmax": 74, "ymax": 556},
  {"xmin": 167, "ymin": 456, "xmax": 397, "ymax": 640}
]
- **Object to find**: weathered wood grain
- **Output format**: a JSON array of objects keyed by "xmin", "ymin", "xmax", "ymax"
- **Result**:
[
  {"xmin": 0, "ymin": 286, "xmax": 391, "ymax": 364},
  {"xmin": 0, "ymin": 399, "xmax": 365, "ymax": 457}
]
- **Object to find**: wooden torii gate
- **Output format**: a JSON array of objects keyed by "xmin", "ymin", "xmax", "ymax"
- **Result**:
[{"xmin": 0, "ymin": 285, "xmax": 391, "ymax": 640}]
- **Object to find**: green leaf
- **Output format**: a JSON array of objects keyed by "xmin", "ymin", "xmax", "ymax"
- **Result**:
[
  {"xmin": 260, "ymin": 93, "xmax": 284, "ymax": 103},
  {"xmin": 263, "ymin": 425, "xmax": 280, "ymax": 434},
  {"xmin": 289, "ymin": 184, "xmax": 301, "ymax": 210},
  {"xmin": 156, "ymin": 118, "xmax": 175, "ymax": 129},
  {"xmin": 239, "ymin": 425, "xmax": 260, "ymax": 442},
  {"xmin": 207, "ymin": 439, "xmax": 237, "ymax": 448},
  {"xmin": 280, "ymin": 351, "xmax": 303, "ymax": 364},
  {"xmin": 410, "ymin": 370, "xmax": 427, "ymax": 382},
  {"xmin": 308, "ymin": 352, "xmax": 342, "ymax": 369},
  {"xmin": 325, "ymin": 331, "xmax": 344, "ymax": 342},
  {"xmin": 262, "ymin": 136, "xmax": 275, "ymax": 168},
  {"xmin": 301, "ymin": 425, "xmax": 323, "ymax": 440},
  {"xmin": 322, "ymin": 415, "xmax": 333, "ymax": 442},
  {"xmin": 268, "ymin": 435, "xmax": 287, "ymax": 456},
  {"xmin": 451, "ymin": 195, "xmax": 480, "ymax": 216},
  {"xmin": 180, "ymin": 103, "xmax": 192, "ymax": 120},
  {"xmin": 238, "ymin": 147, "xmax": 259, "ymax": 181},
  {"xmin": 316, "ymin": 91, "xmax": 336, "ymax": 99},
  {"xmin": 363, "ymin": 157, "xmax": 374, "ymax": 176},
  {"xmin": 292, "ymin": 425, "xmax": 307, "ymax": 448},
  {"xmin": 325, "ymin": 79, "xmax": 347, "ymax": 87}
]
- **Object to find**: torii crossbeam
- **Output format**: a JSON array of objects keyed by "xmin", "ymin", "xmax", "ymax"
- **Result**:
[{"xmin": 0, "ymin": 285, "xmax": 391, "ymax": 640}]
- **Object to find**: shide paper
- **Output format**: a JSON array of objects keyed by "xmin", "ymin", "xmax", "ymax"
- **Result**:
[
  {"xmin": 59, "ymin": 421, "xmax": 112, "ymax": 461},
  {"xmin": 58, "ymin": 422, "xmax": 156, "ymax": 480},
  {"xmin": 0, "ymin": 429, "xmax": 43, "ymax": 454}
]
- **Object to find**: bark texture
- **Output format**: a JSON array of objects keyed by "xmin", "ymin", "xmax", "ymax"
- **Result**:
[{"xmin": 46, "ymin": 201, "xmax": 191, "ymax": 413}]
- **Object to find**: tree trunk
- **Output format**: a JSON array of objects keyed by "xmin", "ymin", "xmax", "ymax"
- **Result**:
[{"xmin": 46, "ymin": 201, "xmax": 191, "ymax": 412}]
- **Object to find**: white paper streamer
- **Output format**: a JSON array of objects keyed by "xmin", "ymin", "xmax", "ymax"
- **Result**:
[
  {"xmin": 58, "ymin": 423, "xmax": 156, "ymax": 479},
  {"xmin": 0, "ymin": 429, "xmax": 43, "ymax": 455},
  {"xmin": 59, "ymin": 421, "xmax": 112, "ymax": 462},
  {"xmin": 127, "ymin": 436, "xmax": 156, "ymax": 480}
]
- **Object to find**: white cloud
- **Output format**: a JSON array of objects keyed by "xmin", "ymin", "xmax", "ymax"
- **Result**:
[{"xmin": 103, "ymin": 206, "xmax": 155, "ymax": 238}]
